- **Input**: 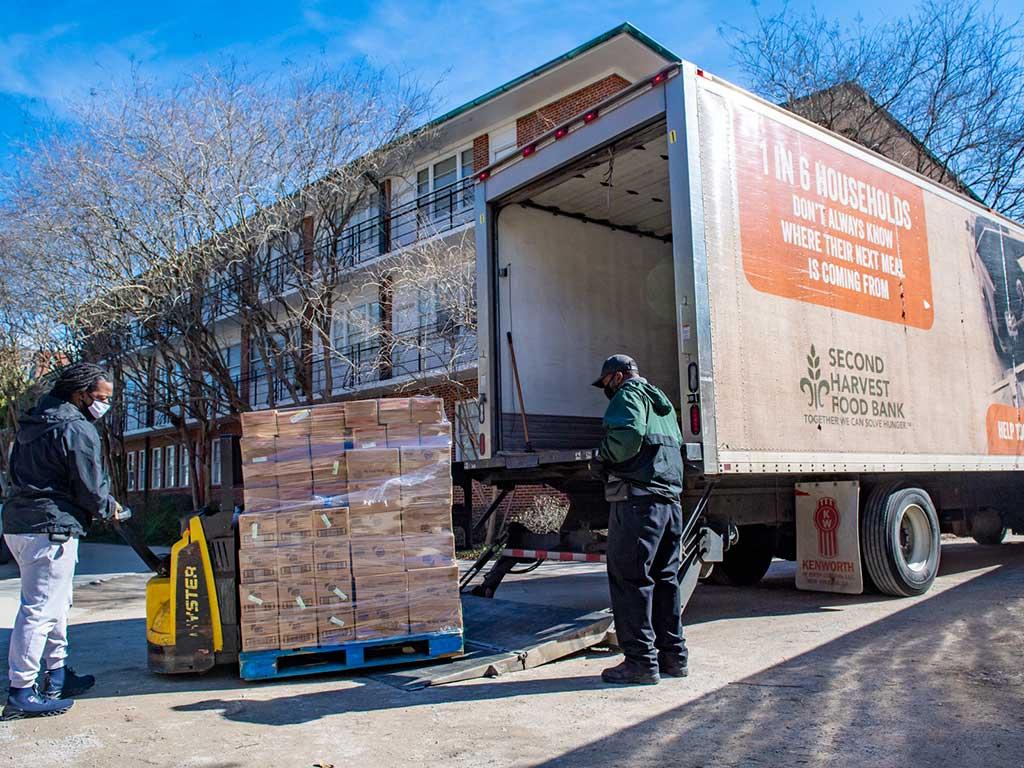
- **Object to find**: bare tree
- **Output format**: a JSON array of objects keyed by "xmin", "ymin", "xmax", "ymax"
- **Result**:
[
  {"xmin": 724, "ymin": 0, "xmax": 1024, "ymax": 218},
  {"xmin": 0, "ymin": 61, "xmax": 435, "ymax": 508}
]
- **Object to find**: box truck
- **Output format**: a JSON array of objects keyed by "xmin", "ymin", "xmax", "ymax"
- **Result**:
[{"xmin": 464, "ymin": 62, "xmax": 1024, "ymax": 600}]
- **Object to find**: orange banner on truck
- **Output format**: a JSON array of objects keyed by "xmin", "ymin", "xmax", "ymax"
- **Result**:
[
  {"xmin": 986, "ymin": 404, "xmax": 1024, "ymax": 455},
  {"xmin": 733, "ymin": 107, "xmax": 934, "ymax": 329}
]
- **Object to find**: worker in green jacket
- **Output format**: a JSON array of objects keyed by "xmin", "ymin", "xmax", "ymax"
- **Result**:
[{"xmin": 593, "ymin": 354, "xmax": 687, "ymax": 685}]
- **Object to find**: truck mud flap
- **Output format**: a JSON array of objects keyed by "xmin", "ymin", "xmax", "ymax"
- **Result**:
[{"xmin": 371, "ymin": 595, "xmax": 613, "ymax": 690}]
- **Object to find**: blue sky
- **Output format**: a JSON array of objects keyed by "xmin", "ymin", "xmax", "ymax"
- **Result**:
[{"xmin": 1, "ymin": 0, "xmax": 1020, "ymax": 164}]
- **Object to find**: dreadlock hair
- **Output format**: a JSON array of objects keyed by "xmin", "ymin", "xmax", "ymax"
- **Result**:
[{"xmin": 51, "ymin": 362, "xmax": 112, "ymax": 401}]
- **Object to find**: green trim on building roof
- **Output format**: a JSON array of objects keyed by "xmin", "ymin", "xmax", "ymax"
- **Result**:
[{"xmin": 425, "ymin": 22, "xmax": 679, "ymax": 130}]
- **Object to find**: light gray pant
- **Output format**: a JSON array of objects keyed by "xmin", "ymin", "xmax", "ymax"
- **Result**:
[{"xmin": 4, "ymin": 534, "xmax": 79, "ymax": 688}]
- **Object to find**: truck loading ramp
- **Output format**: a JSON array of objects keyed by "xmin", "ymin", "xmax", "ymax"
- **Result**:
[{"xmin": 372, "ymin": 595, "xmax": 613, "ymax": 690}]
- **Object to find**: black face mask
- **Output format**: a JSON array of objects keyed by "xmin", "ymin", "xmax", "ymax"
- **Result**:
[{"xmin": 604, "ymin": 384, "xmax": 617, "ymax": 400}]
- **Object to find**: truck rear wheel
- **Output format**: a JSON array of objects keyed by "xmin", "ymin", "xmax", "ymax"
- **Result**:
[
  {"xmin": 861, "ymin": 486, "xmax": 941, "ymax": 597},
  {"xmin": 971, "ymin": 507, "xmax": 1008, "ymax": 546},
  {"xmin": 709, "ymin": 525, "xmax": 776, "ymax": 586}
]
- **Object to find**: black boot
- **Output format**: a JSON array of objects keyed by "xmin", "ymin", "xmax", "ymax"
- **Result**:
[
  {"xmin": 2, "ymin": 686, "xmax": 74, "ymax": 720},
  {"xmin": 658, "ymin": 652, "xmax": 689, "ymax": 678},
  {"xmin": 601, "ymin": 659, "xmax": 660, "ymax": 686},
  {"xmin": 42, "ymin": 666, "xmax": 95, "ymax": 699}
]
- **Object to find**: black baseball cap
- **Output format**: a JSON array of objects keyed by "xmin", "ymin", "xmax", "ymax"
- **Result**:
[{"xmin": 592, "ymin": 354, "xmax": 638, "ymax": 388}]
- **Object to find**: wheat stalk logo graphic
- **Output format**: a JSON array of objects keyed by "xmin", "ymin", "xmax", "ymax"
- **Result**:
[{"xmin": 799, "ymin": 345, "xmax": 830, "ymax": 409}]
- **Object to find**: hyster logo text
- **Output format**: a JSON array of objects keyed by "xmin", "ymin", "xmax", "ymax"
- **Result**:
[{"xmin": 800, "ymin": 345, "xmax": 911, "ymax": 430}]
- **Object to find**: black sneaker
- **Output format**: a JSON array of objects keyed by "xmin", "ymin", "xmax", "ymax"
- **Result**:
[
  {"xmin": 2, "ymin": 686, "xmax": 74, "ymax": 720},
  {"xmin": 601, "ymin": 660, "xmax": 660, "ymax": 686},
  {"xmin": 658, "ymin": 652, "xmax": 689, "ymax": 678},
  {"xmin": 42, "ymin": 666, "xmax": 95, "ymax": 699}
]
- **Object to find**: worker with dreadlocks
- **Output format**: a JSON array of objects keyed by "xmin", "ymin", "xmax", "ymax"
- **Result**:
[{"xmin": 2, "ymin": 362, "xmax": 120, "ymax": 720}]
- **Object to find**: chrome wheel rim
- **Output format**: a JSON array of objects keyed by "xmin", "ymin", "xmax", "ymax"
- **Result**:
[{"xmin": 898, "ymin": 503, "xmax": 932, "ymax": 574}]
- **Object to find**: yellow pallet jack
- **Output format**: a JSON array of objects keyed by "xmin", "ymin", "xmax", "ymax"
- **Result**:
[{"xmin": 113, "ymin": 507, "xmax": 241, "ymax": 673}]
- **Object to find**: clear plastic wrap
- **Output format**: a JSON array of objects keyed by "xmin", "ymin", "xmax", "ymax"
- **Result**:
[{"xmin": 237, "ymin": 396, "xmax": 461, "ymax": 652}]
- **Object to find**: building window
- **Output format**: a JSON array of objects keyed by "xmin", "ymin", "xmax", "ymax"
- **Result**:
[
  {"xmin": 127, "ymin": 452, "xmax": 136, "ymax": 491},
  {"xmin": 166, "ymin": 444, "xmax": 177, "ymax": 488},
  {"xmin": 417, "ymin": 149, "xmax": 473, "ymax": 219},
  {"xmin": 211, "ymin": 439, "xmax": 222, "ymax": 486},
  {"xmin": 151, "ymin": 447, "xmax": 163, "ymax": 490},
  {"xmin": 181, "ymin": 446, "xmax": 190, "ymax": 488},
  {"xmin": 138, "ymin": 450, "xmax": 147, "ymax": 492}
]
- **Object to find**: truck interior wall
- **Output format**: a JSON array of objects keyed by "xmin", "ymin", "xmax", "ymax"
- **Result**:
[{"xmin": 496, "ymin": 204, "xmax": 678, "ymax": 451}]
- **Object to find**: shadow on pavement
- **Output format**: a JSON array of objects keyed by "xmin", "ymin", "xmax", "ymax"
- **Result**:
[{"xmin": 163, "ymin": 561, "xmax": 1024, "ymax": 768}]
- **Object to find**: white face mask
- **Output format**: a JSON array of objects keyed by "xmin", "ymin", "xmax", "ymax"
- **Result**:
[{"xmin": 88, "ymin": 400, "xmax": 111, "ymax": 420}]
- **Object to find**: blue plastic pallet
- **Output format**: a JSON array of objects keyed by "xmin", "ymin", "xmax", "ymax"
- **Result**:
[{"xmin": 238, "ymin": 630, "xmax": 464, "ymax": 682}]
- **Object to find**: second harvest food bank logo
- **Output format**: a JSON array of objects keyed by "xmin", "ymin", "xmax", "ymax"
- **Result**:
[{"xmin": 798, "ymin": 344, "xmax": 911, "ymax": 430}]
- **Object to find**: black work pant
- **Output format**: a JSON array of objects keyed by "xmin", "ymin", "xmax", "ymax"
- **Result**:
[{"xmin": 607, "ymin": 497, "xmax": 686, "ymax": 671}]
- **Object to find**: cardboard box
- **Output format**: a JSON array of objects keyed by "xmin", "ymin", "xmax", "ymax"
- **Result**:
[
  {"xmin": 276, "ymin": 545, "xmax": 314, "ymax": 579},
  {"xmin": 408, "ymin": 599, "xmax": 463, "ymax": 635},
  {"xmin": 278, "ymin": 576, "xmax": 317, "ymax": 614},
  {"xmin": 343, "ymin": 399, "xmax": 379, "ymax": 427},
  {"xmin": 276, "ymin": 471, "xmax": 313, "ymax": 501},
  {"xmin": 351, "ymin": 537, "xmax": 406, "ymax": 576},
  {"xmin": 278, "ymin": 613, "xmax": 318, "ymax": 649},
  {"xmin": 311, "ymin": 453, "xmax": 347, "ymax": 497},
  {"xmin": 317, "ymin": 606, "xmax": 355, "ymax": 645},
  {"xmin": 402, "ymin": 503, "xmax": 453, "ymax": 535},
  {"xmin": 311, "ymin": 402, "xmax": 346, "ymax": 433},
  {"xmin": 277, "ymin": 407, "xmax": 313, "ymax": 438},
  {"xmin": 348, "ymin": 481, "xmax": 401, "ymax": 509},
  {"xmin": 277, "ymin": 508, "xmax": 315, "ymax": 546},
  {"xmin": 377, "ymin": 397, "xmax": 413, "ymax": 424},
  {"xmin": 399, "ymin": 447, "xmax": 451, "ymax": 475},
  {"xmin": 354, "ymin": 603, "xmax": 410, "ymax": 641},
  {"xmin": 386, "ymin": 424, "xmax": 420, "ymax": 448},
  {"xmin": 419, "ymin": 422, "xmax": 453, "ymax": 447},
  {"xmin": 400, "ymin": 480, "xmax": 453, "ymax": 511},
  {"xmin": 239, "ymin": 548, "xmax": 279, "ymax": 583},
  {"xmin": 241, "ymin": 456, "xmax": 278, "ymax": 489},
  {"xmin": 349, "ymin": 500, "xmax": 403, "ymax": 538},
  {"xmin": 239, "ymin": 513, "xmax": 278, "ymax": 549},
  {"xmin": 275, "ymin": 437, "xmax": 311, "ymax": 474},
  {"xmin": 406, "ymin": 565, "xmax": 459, "ymax": 601},
  {"xmin": 410, "ymin": 397, "xmax": 445, "ymax": 424},
  {"xmin": 346, "ymin": 449, "xmax": 400, "ymax": 482},
  {"xmin": 314, "ymin": 574, "xmax": 354, "ymax": 608},
  {"xmin": 239, "ymin": 436, "xmax": 276, "ymax": 466},
  {"xmin": 355, "ymin": 572, "xmax": 407, "ymax": 604},
  {"xmin": 351, "ymin": 426, "xmax": 388, "ymax": 449},
  {"xmin": 240, "ymin": 409, "xmax": 278, "ymax": 438},
  {"xmin": 313, "ymin": 541, "xmax": 353, "ymax": 574},
  {"xmin": 241, "ymin": 614, "xmax": 280, "ymax": 651},
  {"xmin": 313, "ymin": 506, "xmax": 350, "ymax": 539},
  {"xmin": 239, "ymin": 582, "xmax": 279, "ymax": 618},
  {"xmin": 407, "ymin": 566, "xmax": 462, "ymax": 634},
  {"xmin": 242, "ymin": 486, "xmax": 280, "ymax": 514},
  {"xmin": 403, "ymin": 534, "xmax": 456, "ymax": 570}
]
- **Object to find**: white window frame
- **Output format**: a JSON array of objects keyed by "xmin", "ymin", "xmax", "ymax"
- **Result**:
[
  {"xmin": 166, "ymin": 444, "xmax": 177, "ymax": 488},
  {"xmin": 127, "ymin": 451, "xmax": 137, "ymax": 491},
  {"xmin": 181, "ymin": 446, "xmax": 191, "ymax": 488},
  {"xmin": 416, "ymin": 146, "xmax": 474, "ymax": 197},
  {"xmin": 151, "ymin": 447, "xmax": 163, "ymax": 490},
  {"xmin": 138, "ymin": 450, "xmax": 147, "ymax": 492},
  {"xmin": 211, "ymin": 439, "xmax": 222, "ymax": 486}
]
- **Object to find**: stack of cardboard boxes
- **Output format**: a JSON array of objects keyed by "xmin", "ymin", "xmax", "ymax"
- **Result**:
[{"xmin": 237, "ymin": 397, "xmax": 461, "ymax": 653}]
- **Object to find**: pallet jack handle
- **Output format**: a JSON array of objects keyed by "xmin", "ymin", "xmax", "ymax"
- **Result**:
[{"xmin": 110, "ymin": 511, "xmax": 171, "ymax": 577}]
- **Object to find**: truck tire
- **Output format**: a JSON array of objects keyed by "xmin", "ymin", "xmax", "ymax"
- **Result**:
[
  {"xmin": 861, "ymin": 486, "xmax": 941, "ymax": 597},
  {"xmin": 709, "ymin": 525, "xmax": 776, "ymax": 586},
  {"xmin": 971, "ymin": 507, "xmax": 1008, "ymax": 546}
]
